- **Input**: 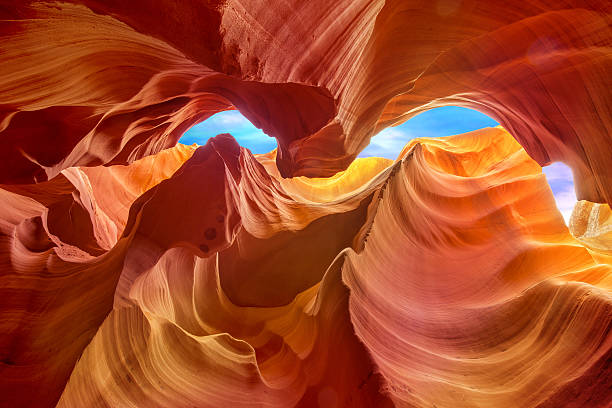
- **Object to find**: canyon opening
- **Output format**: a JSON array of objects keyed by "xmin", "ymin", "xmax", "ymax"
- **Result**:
[{"xmin": 0, "ymin": 2, "xmax": 610, "ymax": 408}]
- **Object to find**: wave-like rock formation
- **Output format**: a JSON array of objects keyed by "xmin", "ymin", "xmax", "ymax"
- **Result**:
[
  {"xmin": 2, "ymin": 1, "xmax": 611, "ymax": 200},
  {"xmin": 1, "ymin": 127, "xmax": 610, "ymax": 407},
  {"xmin": 1, "ymin": 2, "xmax": 611, "ymax": 407}
]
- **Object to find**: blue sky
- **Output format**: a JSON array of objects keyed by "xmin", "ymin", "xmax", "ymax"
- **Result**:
[
  {"xmin": 358, "ymin": 106, "xmax": 498, "ymax": 158},
  {"xmin": 180, "ymin": 111, "xmax": 276, "ymax": 153},
  {"xmin": 179, "ymin": 107, "xmax": 576, "ymax": 224}
]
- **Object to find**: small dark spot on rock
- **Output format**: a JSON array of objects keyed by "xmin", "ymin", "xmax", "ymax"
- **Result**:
[
  {"xmin": 199, "ymin": 244, "xmax": 209, "ymax": 253},
  {"xmin": 358, "ymin": 370, "xmax": 374, "ymax": 389},
  {"xmin": 216, "ymin": 214, "xmax": 224, "ymax": 223},
  {"xmin": 2, "ymin": 358, "xmax": 15, "ymax": 365},
  {"xmin": 204, "ymin": 228, "xmax": 216, "ymax": 240}
]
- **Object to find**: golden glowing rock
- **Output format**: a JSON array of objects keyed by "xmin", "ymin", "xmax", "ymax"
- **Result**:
[
  {"xmin": 2, "ymin": 126, "xmax": 610, "ymax": 407},
  {"xmin": 0, "ymin": 1, "xmax": 611, "ymax": 407}
]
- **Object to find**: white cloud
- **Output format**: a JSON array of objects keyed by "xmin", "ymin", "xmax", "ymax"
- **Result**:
[
  {"xmin": 370, "ymin": 127, "xmax": 406, "ymax": 144},
  {"xmin": 551, "ymin": 186, "xmax": 577, "ymax": 225},
  {"xmin": 541, "ymin": 162, "xmax": 576, "ymax": 225},
  {"xmin": 211, "ymin": 111, "xmax": 251, "ymax": 126},
  {"xmin": 360, "ymin": 127, "xmax": 412, "ymax": 159},
  {"xmin": 542, "ymin": 162, "xmax": 574, "ymax": 182}
]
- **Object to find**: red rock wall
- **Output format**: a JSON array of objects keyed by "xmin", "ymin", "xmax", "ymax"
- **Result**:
[
  {"xmin": 2, "ymin": 1, "xmax": 610, "ymax": 200},
  {"xmin": 0, "ymin": 2, "xmax": 611, "ymax": 407}
]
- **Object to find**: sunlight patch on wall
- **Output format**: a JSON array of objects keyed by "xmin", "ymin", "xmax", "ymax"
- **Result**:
[{"xmin": 179, "ymin": 107, "xmax": 576, "ymax": 225}]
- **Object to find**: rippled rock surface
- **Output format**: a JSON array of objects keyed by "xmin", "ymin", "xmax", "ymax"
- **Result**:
[{"xmin": 0, "ymin": 2, "xmax": 611, "ymax": 407}]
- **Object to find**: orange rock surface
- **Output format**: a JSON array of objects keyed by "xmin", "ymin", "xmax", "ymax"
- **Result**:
[{"xmin": 0, "ymin": 2, "xmax": 611, "ymax": 407}]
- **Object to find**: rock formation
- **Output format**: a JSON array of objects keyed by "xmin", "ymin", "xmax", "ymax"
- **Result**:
[{"xmin": 0, "ymin": 1, "xmax": 610, "ymax": 407}]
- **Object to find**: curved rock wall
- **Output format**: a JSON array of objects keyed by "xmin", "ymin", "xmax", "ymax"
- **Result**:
[
  {"xmin": 2, "ymin": 1, "xmax": 611, "ymax": 200},
  {"xmin": 0, "ymin": 127, "xmax": 610, "ymax": 407},
  {"xmin": 1, "ymin": 1, "xmax": 611, "ymax": 407}
]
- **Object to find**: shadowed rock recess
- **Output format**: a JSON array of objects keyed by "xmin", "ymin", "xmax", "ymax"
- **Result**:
[{"xmin": 0, "ymin": 2, "xmax": 611, "ymax": 407}]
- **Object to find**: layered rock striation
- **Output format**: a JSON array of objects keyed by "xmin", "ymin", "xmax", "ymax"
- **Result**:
[
  {"xmin": 0, "ymin": 127, "xmax": 610, "ymax": 407},
  {"xmin": 0, "ymin": 1, "xmax": 611, "ymax": 407},
  {"xmin": 1, "ymin": 1, "xmax": 611, "ymax": 200}
]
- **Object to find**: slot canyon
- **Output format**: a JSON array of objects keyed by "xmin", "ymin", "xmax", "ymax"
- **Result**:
[{"xmin": 0, "ymin": 1, "xmax": 611, "ymax": 407}]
